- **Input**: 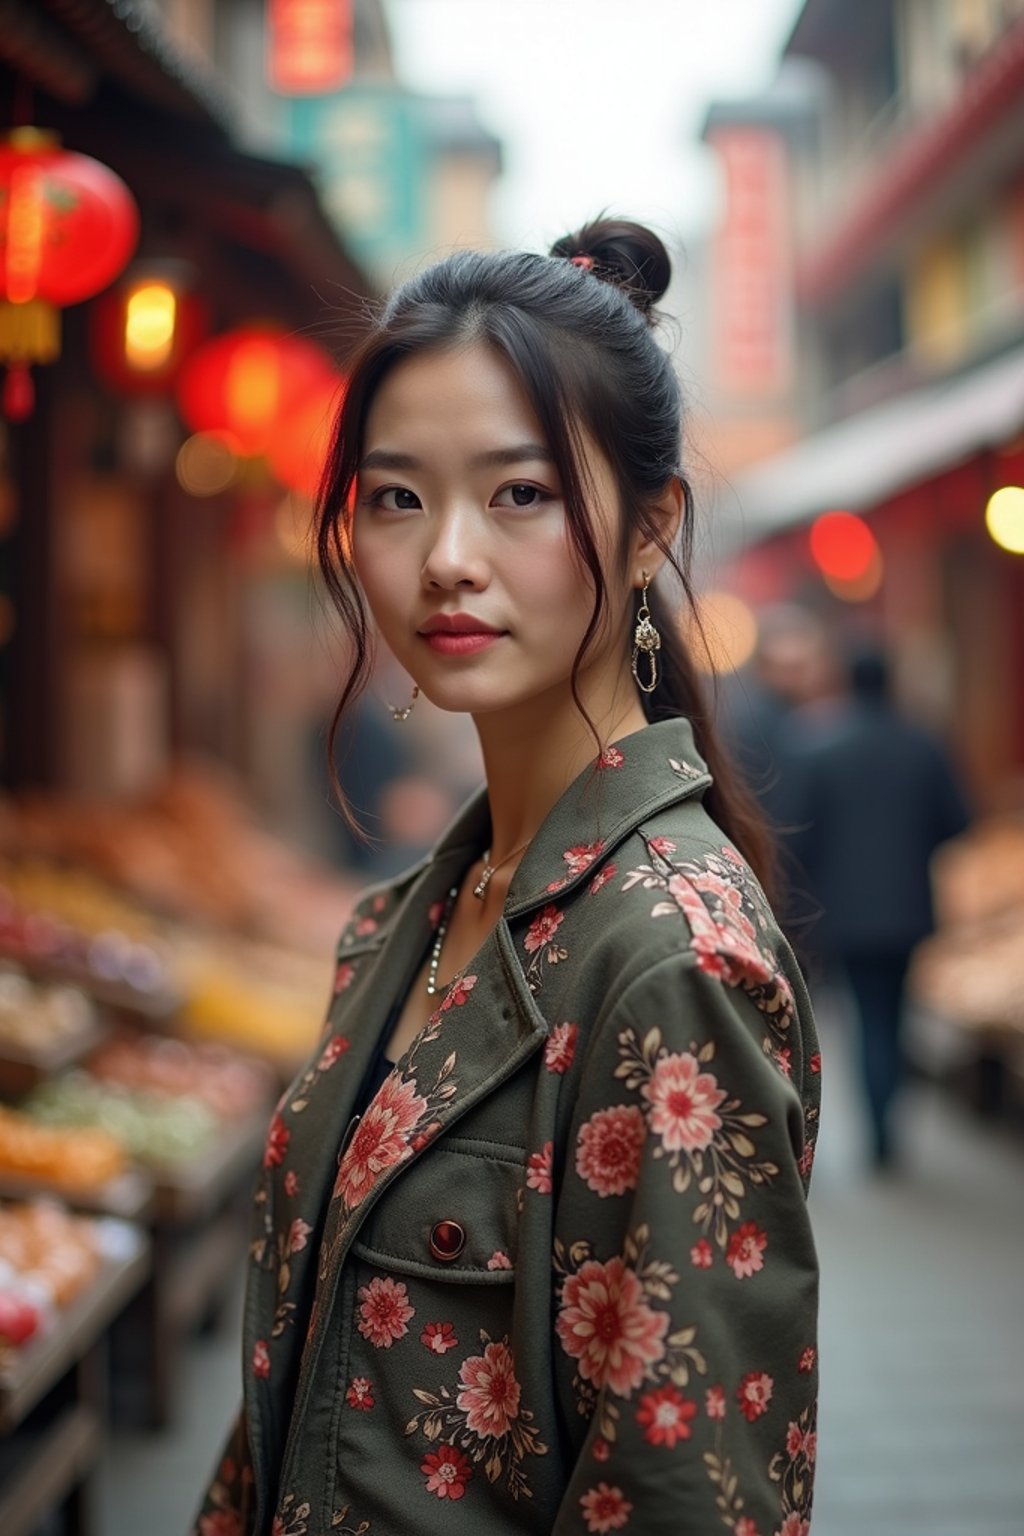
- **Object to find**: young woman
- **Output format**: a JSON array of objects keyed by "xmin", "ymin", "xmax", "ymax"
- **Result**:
[{"xmin": 192, "ymin": 219, "xmax": 821, "ymax": 1536}]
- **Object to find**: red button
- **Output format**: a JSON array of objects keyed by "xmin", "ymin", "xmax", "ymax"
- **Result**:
[{"xmin": 429, "ymin": 1220, "xmax": 466, "ymax": 1262}]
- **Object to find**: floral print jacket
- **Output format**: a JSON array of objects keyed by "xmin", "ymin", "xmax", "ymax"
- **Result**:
[{"xmin": 192, "ymin": 718, "xmax": 821, "ymax": 1536}]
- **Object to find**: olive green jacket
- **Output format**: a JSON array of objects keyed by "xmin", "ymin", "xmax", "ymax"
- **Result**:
[{"xmin": 192, "ymin": 718, "xmax": 821, "ymax": 1536}]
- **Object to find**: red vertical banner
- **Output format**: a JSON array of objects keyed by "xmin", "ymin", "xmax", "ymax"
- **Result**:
[
  {"xmin": 266, "ymin": 0, "xmax": 353, "ymax": 95},
  {"xmin": 708, "ymin": 128, "xmax": 794, "ymax": 399}
]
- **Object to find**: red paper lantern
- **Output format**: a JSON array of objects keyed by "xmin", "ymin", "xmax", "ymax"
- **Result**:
[
  {"xmin": 90, "ymin": 266, "xmax": 209, "ymax": 396},
  {"xmin": 176, "ymin": 325, "xmax": 336, "ymax": 457},
  {"xmin": 266, "ymin": 371, "xmax": 343, "ymax": 499},
  {"xmin": 0, "ymin": 127, "xmax": 139, "ymax": 419}
]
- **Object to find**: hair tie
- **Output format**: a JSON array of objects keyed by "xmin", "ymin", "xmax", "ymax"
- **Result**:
[{"xmin": 569, "ymin": 254, "xmax": 595, "ymax": 271}]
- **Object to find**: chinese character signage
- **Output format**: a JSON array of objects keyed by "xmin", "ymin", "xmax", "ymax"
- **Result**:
[
  {"xmin": 708, "ymin": 127, "xmax": 794, "ymax": 399},
  {"xmin": 267, "ymin": 0, "xmax": 353, "ymax": 95}
]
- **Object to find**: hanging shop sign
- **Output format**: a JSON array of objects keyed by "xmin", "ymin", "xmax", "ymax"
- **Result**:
[
  {"xmin": 706, "ymin": 126, "xmax": 794, "ymax": 400},
  {"xmin": 286, "ymin": 86, "xmax": 428, "ymax": 279},
  {"xmin": 266, "ymin": 0, "xmax": 354, "ymax": 95},
  {"xmin": 0, "ymin": 128, "xmax": 139, "ymax": 419}
]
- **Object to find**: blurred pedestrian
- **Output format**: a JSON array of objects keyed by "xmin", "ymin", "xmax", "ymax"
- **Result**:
[
  {"xmin": 792, "ymin": 647, "xmax": 970, "ymax": 1168},
  {"xmin": 192, "ymin": 219, "xmax": 820, "ymax": 1536},
  {"xmin": 719, "ymin": 604, "xmax": 835, "ymax": 943},
  {"xmin": 722, "ymin": 604, "xmax": 833, "ymax": 828}
]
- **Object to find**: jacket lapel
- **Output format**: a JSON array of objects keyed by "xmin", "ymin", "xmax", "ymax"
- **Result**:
[
  {"xmin": 279, "ymin": 902, "xmax": 548, "ymax": 1496},
  {"xmin": 504, "ymin": 715, "xmax": 711, "ymax": 920}
]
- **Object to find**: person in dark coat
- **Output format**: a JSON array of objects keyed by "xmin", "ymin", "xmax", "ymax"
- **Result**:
[
  {"xmin": 791, "ymin": 648, "xmax": 970, "ymax": 1166},
  {"xmin": 718, "ymin": 606, "xmax": 835, "ymax": 949}
]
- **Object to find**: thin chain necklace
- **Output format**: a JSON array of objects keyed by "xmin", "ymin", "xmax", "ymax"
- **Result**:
[
  {"xmin": 428, "ymin": 841, "xmax": 531, "ymax": 997},
  {"xmin": 472, "ymin": 840, "xmax": 530, "ymax": 900},
  {"xmin": 426, "ymin": 885, "xmax": 459, "ymax": 997}
]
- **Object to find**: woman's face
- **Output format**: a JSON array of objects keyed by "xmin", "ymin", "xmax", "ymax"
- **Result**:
[{"xmin": 352, "ymin": 342, "xmax": 634, "ymax": 720}]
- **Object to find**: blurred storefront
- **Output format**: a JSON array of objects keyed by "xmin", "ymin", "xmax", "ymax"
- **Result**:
[
  {"xmin": 1, "ymin": 0, "xmax": 375, "ymax": 805},
  {"xmin": 0, "ymin": 8, "xmax": 399, "ymax": 1515},
  {"xmin": 696, "ymin": 0, "xmax": 1024, "ymax": 1118},
  {"xmin": 700, "ymin": 0, "xmax": 1024, "ymax": 804}
]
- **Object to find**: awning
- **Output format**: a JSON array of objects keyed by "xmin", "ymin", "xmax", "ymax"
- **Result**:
[
  {"xmin": 2, "ymin": 0, "xmax": 231, "ymax": 126},
  {"xmin": 723, "ymin": 341, "xmax": 1024, "ymax": 544}
]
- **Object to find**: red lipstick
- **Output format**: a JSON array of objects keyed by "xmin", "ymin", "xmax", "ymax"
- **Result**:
[{"xmin": 418, "ymin": 613, "xmax": 505, "ymax": 656}]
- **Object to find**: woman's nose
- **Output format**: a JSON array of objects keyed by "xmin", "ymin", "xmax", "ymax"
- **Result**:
[{"xmin": 421, "ymin": 507, "xmax": 489, "ymax": 590}]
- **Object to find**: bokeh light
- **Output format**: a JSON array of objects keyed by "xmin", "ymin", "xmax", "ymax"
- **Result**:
[
  {"xmin": 124, "ymin": 281, "xmax": 177, "ymax": 371},
  {"xmin": 985, "ymin": 485, "xmax": 1024, "ymax": 554},
  {"xmin": 809, "ymin": 510, "xmax": 880, "ymax": 582},
  {"xmin": 175, "ymin": 431, "xmax": 240, "ymax": 497},
  {"xmin": 690, "ymin": 590, "xmax": 759, "ymax": 674},
  {"xmin": 821, "ymin": 543, "xmax": 885, "ymax": 602}
]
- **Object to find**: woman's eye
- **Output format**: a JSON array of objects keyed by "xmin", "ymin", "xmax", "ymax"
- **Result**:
[
  {"xmin": 493, "ymin": 483, "xmax": 548, "ymax": 509},
  {"xmin": 369, "ymin": 486, "xmax": 421, "ymax": 512}
]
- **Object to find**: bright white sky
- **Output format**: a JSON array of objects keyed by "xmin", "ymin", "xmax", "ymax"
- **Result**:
[{"xmin": 383, "ymin": 0, "xmax": 805, "ymax": 251}]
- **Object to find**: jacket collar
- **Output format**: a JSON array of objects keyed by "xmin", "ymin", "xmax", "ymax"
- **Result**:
[{"xmin": 427, "ymin": 715, "xmax": 712, "ymax": 920}]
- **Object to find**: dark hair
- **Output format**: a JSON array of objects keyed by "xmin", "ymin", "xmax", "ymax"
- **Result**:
[
  {"xmin": 314, "ymin": 217, "xmax": 777, "ymax": 901},
  {"xmin": 850, "ymin": 647, "xmax": 890, "ymax": 702}
]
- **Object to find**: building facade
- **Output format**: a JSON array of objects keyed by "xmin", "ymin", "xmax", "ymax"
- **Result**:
[{"xmin": 700, "ymin": 0, "xmax": 1024, "ymax": 805}]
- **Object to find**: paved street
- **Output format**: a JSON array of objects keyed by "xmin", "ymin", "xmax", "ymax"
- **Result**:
[
  {"xmin": 809, "ymin": 992, "xmax": 1024, "ymax": 1536},
  {"xmin": 101, "ymin": 993, "xmax": 1024, "ymax": 1536}
]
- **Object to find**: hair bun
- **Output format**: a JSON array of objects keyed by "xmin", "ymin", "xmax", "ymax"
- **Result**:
[{"xmin": 550, "ymin": 217, "xmax": 671, "ymax": 320}]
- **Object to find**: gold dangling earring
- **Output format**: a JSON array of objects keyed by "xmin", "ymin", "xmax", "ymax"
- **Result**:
[
  {"xmin": 389, "ymin": 684, "xmax": 419, "ymax": 722},
  {"xmin": 630, "ymin": 572, "xmax": 660, "ymax": 694}
]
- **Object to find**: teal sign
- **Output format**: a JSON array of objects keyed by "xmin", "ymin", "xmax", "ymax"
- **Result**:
[{"xmin": 287, "ymin": 85, "xmax": 428, "ymax": 278}]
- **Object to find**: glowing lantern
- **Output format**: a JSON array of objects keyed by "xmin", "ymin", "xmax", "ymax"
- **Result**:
[
  {"xmin": 90, "ymin": 267, "xmax": 208, "ymax": 396},
  {"xmin": 809, "ymin": 511, "xmax": 878, "ymax": 581},
  {"xmin": 0, "ymin": 128, "xmax": 139, "ymax": 419},
  {"xmin": 176, "ymin": 325, "xmax": 336, "ymax": 457},
  {"xmin": 985, "ymin": 486, "xmax": 1024, "ymax": 555},
  {"xmin": 266, "ymin": 372, "xmax": 343, "ymax": 499},
  {"xmin": 809, "ymin": 510, "xmax": 884, "ymax": 600}
]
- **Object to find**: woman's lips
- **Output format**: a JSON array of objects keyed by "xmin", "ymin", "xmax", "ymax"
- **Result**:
[{"xmin": 419, "ymin": 630, "xmax": 503, "ymax": 656}]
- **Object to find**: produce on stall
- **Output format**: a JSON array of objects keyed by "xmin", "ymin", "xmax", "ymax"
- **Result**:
[{"xmin": 0, "ymin": 1201, "xmax": 105, "ymax": 1352}]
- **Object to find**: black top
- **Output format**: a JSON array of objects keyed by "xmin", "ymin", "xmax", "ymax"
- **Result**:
[{"xmin": 352, "ymin": 999, "xmax": 402, "ymax": 1116}]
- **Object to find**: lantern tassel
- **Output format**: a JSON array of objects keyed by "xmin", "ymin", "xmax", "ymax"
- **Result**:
[
  {"xmin": 3, "ymin": 363, "xmax": 35, "ymax": 421},
  {"xmin": 0, "ymin": 299, "xmax": 60, "ymax": 365}
]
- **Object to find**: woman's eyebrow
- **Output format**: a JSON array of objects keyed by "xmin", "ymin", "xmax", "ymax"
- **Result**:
[
  {"xmin": 359, "ymin": 443, "xmax": 554, "ymax": 473},
  {"xmin": 469, "ymin": 443, "xmax": 554, "ymax": 468},
  {"xmin": 359, "ymin": 448, "xmax": 420, "ymax": 472}
]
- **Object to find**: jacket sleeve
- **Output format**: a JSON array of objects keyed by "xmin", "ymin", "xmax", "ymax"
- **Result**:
[
  {"xmin": 551, "ymin": 950, "xmax": 820, "ymax": 1536},
  {"xmin": 189, "ymin": 1400, "xmax": 256, "ymax": 1535}
]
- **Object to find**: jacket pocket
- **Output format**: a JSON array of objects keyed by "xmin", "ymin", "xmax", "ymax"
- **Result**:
[{"xmin": 351, "ymin": 1138, "xmax": 523, "ymax": 1284}]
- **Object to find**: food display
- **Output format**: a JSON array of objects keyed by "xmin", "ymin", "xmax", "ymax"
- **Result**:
[
  {"xmin": 911, "ymin": 909, "xmax": 1024, "ymax": 1033},
  {"xmin": 88, "ymin": 1032, "xmax": 273, "ymax": 1120},
  {"xmin": 0, "ymin": 1200, "xmax": 103, "ymax": 1354},
  {"xmin": 0, "ymin": 1105, "xmax": 126, "ymax": 1191},
  {"xmin": 0, "ymin": 967, "xmax": 97, "ymax": 1051},
  {"xmin": 176, "ymin": 935, "xmax": 331, "ymax": 1064},
  {"xmin": 931, "ymin": 815, "xmax": 1024, "ymax": 930},
  {"xmin": 22, "ymin": 1073, "xmax": 220, "ymax": 1168},
  {"xmin": 0, "ymin": 859, "xmax": 175, "ymax": 1006},
  {"xmin": 910, "ymin": 816, "xmax": 1024, "ymax": 1046},
  {"xmin": 1, "ymin": 761, "xmax": 356, "ymax": 955}
]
